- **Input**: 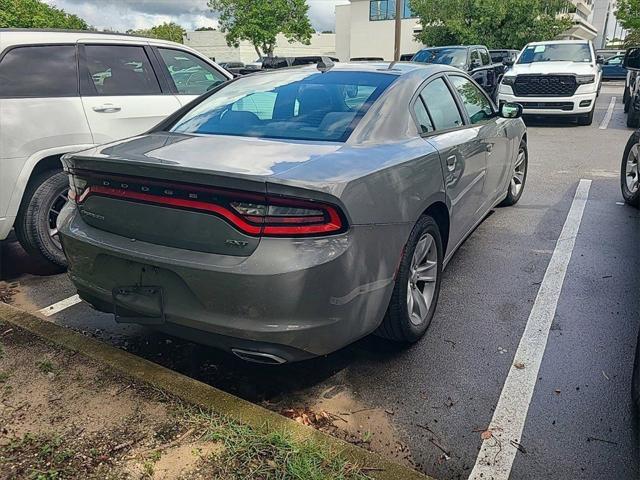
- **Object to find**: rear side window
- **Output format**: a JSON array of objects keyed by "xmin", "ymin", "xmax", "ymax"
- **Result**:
[
  {"xmin": 413, "ymin": 97, "xmax": 434, "ymax": 134},
  {"xmin": 84, "ymin": 45, "xmax": 161, "ymax": 96},
  {"xmin": 158, "ymin": 48, "xmax": 227, "ymax": 95},
  {"xmin": 420, "ymin": 78, "xmax": 463, "ymax": 130},
  {"xmin": 0, "ymin": 45, "xmax": 77, "ymax": 97}
]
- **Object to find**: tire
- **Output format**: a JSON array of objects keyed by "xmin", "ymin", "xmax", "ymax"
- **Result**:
[
  {"xmin": 14, "ymin": 170, "xmax": 69, "ymax": 269},
  {"xmin": 621, "ymin": 132, "xmax": 640, "ymax": 208},
  {"xmin": 624, "ymin": 88, "xmax": 630, "ymax": 113},
  {"xmin": 628, "ymin": 100, "xmax": 640, "ymax": 128},
  {"xmin": 376, "ymin": 215, "xmax": 443, "ymax": 343},
  {"xmin": 625, "ymin": 97, "xmax": 631, "ymax": 114},
  {"xmin": 577, "ymin": 107, "xmax": 595, "ymax": 126},
  {"xmin": 500, "ymin": 141, "xmax": 528, "ymax": 207}
]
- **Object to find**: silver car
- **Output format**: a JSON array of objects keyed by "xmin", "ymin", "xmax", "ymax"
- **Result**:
[{"xmin": 58, "ymin": 63, "xmax": 527, "ymax": 363}]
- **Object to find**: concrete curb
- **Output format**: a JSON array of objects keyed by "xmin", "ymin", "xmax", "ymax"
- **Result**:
[{"xmin": 0, "ymin": 302, "xmax": 433, "ymax": 480}]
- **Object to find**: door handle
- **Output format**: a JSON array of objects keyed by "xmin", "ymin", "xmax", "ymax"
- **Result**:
[
  {"xmin": 92, "ymin": 104, "xmax": 121, "ymax": 113},
  {"xmin": 485, "ymin": 143, "xmax": 494, "ymax": 153},
  {"xmin": 446, "ymin": 155, "xmax": 457, "ymax": 172}
]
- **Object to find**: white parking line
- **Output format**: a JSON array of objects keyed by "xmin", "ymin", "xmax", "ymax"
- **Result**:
[
  {"xmin": 599, "ymin": 97, "xmax": 617, "ymax": 130},
  {"xmin": 469, "ymin": 179, "xmax": 591, "ymax": 480},
  {"xmin": 38, "ymin": 294, "xmax": 82, "ymax": 317}
]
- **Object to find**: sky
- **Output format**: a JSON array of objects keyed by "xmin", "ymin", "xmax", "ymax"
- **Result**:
[{"xmin": 43, "ymin": 0, "xmax": 345, "ymax": 33}]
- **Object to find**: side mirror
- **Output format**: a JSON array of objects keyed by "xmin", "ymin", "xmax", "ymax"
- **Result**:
[
  {"xmin": 499, "ymin": 102, "xmax": 523, "ymax": 119},
  {"xmin": 469, "ymin": 60, "xmax": 481, "ymax": 71},
  {"xmin": 596, "ymin": 55, "xmax": 605, "ymax": 65},
  {"xmin": 624, "ymin": 47, "xmax": 640, "ymax": 70}
]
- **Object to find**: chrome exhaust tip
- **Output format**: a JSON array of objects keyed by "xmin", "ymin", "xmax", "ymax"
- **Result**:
[{"xmin": 231, "ymin": 348, "xmax": 287, "ymax": 365}]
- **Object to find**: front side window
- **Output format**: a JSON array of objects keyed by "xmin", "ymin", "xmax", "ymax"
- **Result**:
[
  {"xmin": 158, "ymin": 48, "xmax": 227, "ymax": 95},
  {"xmin": 413, "ymin": 48, "xmax": 468, "ymax": 69},
  {"xmin": 518, "ymin": 43, "xmax": 592, "ymax": 64},
  {"xmin": 420, "ymin": 77, "xmax": 463, "ymax": 130},
  {"xmin": 170, "ymin": 70, "xmax": 396, "ymax": 142},
  {"xmin": 84, "ymin": 45, "xmax": 161, "ymax": 96},
  {"xmin": 449, "ymin": 75, "xmax": 493, "ymax": 125},
  {"xmin": 0, "ymin": 45, "xmax": 77, "ymax": 97}
]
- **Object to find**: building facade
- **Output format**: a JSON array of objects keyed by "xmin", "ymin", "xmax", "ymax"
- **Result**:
[
  {"xmin": 335, "ymin": 0, "xmax": 423, "ymax": 61},
  {"xmin": 336, "ymin": 0, "xmax": 600, "ymax": 62},
  {"xmin": 183, "ymin": 30, "xmax": 336, "ymax": 64}
]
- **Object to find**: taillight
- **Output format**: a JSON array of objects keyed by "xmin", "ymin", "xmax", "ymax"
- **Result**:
[{"xmin": 71, "ymin": 171, "xmax": 347, "ymax": 238}]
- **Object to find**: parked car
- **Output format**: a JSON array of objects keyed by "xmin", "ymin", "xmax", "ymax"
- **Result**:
[
  {"xmin": 400, "ymin": 53, "xmax": 416, "ymax": 61},
  {"xmin": 489, "ymin": 49, "xmax": 520, "ymax": 67},
  {"xmin": 412, "ymin": 45, "xmax": 504, "ymax": 98},
  {"xmin": 498, "ymin": 40, "xmax": 602, "ymax": 126},
  {"xmin": 623, "ymin": 47, "xmax": 640, "ymax": 127},
  {"xmin": 601, "ymin": 54, "xmax": 627, "ymax": 80},
  {"xmin": 597, "ymin": 48, "xmax": 626, "ymax": 61},
  {"xmin": 0, "ymin": 29, "xmax": 232, "ymax": 267},
  {"xmin": 58, "ymin": 62, "xmax": 527, "ymax": 363},
  {"xmin": 219, "ymin": 61, "xmax": 245, "ymax": 76},
  {"xmin": 351, "ymin": 57, "xmax": 384, "ymax": 61},
  {"xmin": 262, "ymin": 56, "xmax": 340, "ymax": 69}
]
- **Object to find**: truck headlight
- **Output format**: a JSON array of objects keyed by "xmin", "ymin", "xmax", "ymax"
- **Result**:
[{"xmin": 576, "ymin": 75, "xmax": 595, "ymax": 85}]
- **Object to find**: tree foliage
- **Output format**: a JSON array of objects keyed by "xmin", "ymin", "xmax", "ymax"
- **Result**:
[
  {"xmin": 128, "ymin": 22, "xmax": 186, "ymax": 43},
  {"xmin": 616, "ymin": 0, "xmax": 640, "ymax": 46},
  {"xmin": 409, "ymin": 0, "xmax": 574, "ymax": 49},
  {"xmin": 208, "ymin": 0, "xmax": 314, "ymax": 57},
  {"xmin": 0, "ymin": 0, "xmax": 88, "ymax": 29}
]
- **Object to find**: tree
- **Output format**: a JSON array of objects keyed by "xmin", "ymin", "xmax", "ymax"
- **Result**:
[
  {"xmin": 0, "ymin": 0, "xmax": 88, "ymax": 29},
  {"xmin": 196, "ymin": 26, "xmax": 216, "ymax": 31},
  {"xmin": 128, "ymin": 22, "xmax": 186, "ymax": 43},
  {"xmin": 208, "ymin": 0, "xmax": 314, "ymax": 57},
  {"xmin": 409, "ymin": 0, "xmax": 573, "ymax": 49},
  {"xmin": 616, "ymin": 0, "xmax": 640, "ymax": 46}
]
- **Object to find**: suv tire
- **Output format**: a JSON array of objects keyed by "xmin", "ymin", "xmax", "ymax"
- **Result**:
[
  {"xmin": 15, "ymin": 170, "xmax": 69, "ymax": 269},
  {"xmin": 578, "ymin": 107, "xmax": 595, "ymax": 126},
  {"xmin": 621, "ymin": 132, "xmax": 640, "ymax": 208},
  {"xmin": 500, "ymin": 141, "xmax": 528, "ymax": 206},
  {"xmin": 628, "ymin": 99, "xmax": 640, "ymax": 128},
  {"xmin": 376, "ymin": 215, "xmax": 443, "ymax": 343}
]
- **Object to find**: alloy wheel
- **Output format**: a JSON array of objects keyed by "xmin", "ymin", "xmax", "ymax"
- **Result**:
[
  {"xmin": 407, "ymin": 233, "xmax": 438, "ymax": 326},
  {"xmin": 626, "ymin": 143, "xmax": 640, "ymax": 194},
  {"xmin": 511, "ymin": 148, "xmax": 526, "ymax": 197},
  {"xmin": 48, "ymin": 191, "xmax": 68, "ymax": 249}
]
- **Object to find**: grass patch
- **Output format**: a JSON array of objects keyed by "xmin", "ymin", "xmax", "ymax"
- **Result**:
[
  {"xmin": 0, "ymin": 433, "xmax": 78, "ymax": 479},
  {"xmin": 36, "ymin": 359, "xmax": 58, "ymax": 375},
  {"xmin": 0, "ymin": 342, "xmax": 4, "ymax": 359},
  {"xmin": 182, "ymin": 407, "xmax": 371, "ymax": 480},
  {"xmin": 0, "ymin": 372, "xmax": 9, "ymax": 383}
]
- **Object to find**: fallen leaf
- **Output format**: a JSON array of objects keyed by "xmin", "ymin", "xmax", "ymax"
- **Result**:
[
  {"xmin": 481, "ymin": 430, "xmax": 493, "ymax": 440},
  {"xmin": 514, "ymin": 362, "xmax": 525, "ymax": 369},
  {"xmin": 554, "ymin": 389, "xmax": 561, "ymax": 395}
]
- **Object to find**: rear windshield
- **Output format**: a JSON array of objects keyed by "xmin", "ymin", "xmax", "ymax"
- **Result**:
[
  {"xmin": 170, "ymin": 70, "xmax": 395, "ymax": 142},
  {"xmin": 518, "ymin": 43, "xmax": 592, "ymax": 64},
  {"xmin": 412, "ymin": 48, "xmax": 468, "ymax": 68}
]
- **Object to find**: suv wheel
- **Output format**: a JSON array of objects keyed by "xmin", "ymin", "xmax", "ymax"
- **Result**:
[
  {"xmin": 622, "ymin": 132, "xmax": 640, "ymax": 208},
  {"xmin": 376, "ymin": 215, "xmax": 443, "ymax": 343},
  {"xmin": 628, "ymin": 99, "xmax": 640, "ymax": 128},
  {"xmin": 577, "ymin": 107, "xmax": 595, "ymax": 126},
  {"xmin": 14, "ymin": 170, "xmax": 69, "ymax": 269}
]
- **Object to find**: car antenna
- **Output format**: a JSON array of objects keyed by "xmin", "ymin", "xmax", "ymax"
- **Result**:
[{"xmin": 317, "ymin": 56, "xmax": 334, "ymax": 72}]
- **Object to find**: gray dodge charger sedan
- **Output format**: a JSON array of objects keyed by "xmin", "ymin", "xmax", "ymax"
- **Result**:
[{"xmin": 58, "ymin": 62, "xmax": 527, "ymax": 363}]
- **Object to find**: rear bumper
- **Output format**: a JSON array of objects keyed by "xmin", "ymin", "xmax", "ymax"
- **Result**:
[
  {"xmin": 498, "ymin": 89, "xmax": 597, "ymax": 116},
  {"xmin": 58, "ymin": 204, "xmax": 409, "ymax": 361}
]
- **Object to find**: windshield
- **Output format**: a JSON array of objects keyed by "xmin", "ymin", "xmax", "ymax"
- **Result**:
[
  {"xmin": 170, "ymin": 70, "xmax": 396, "ymax": 142},
  {"xmin": 518, "ymin": 43, "xmax": 592, "ymax": 64},
  {"xmin": 412, "ymin": 48, "xmax": 468, "ymax": 68}
]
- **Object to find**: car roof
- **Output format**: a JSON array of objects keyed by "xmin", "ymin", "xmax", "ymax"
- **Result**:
[
  {"xmin": 526, "ymin": 39, "xmax": 590, "ymax": 46},
  {"xmin": 0, "ymin": 28, "xmax": 184, "ymax": 49},
  {"xmin": 253, "ymin": 61, "xmax": 456, "ymax": 77}
]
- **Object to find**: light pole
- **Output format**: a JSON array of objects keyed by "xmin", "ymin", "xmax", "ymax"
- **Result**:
[{"xmin": 394, "ymin": 0, "xmax": 402, "ymax": 61}]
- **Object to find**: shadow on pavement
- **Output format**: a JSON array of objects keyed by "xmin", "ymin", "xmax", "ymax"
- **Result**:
[{"xmin": 0, "ymin": 235, "xmax": 63, "ymax": 281}]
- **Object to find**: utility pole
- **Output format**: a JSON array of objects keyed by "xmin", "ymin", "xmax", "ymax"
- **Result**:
[{"xmin": 394, "ymin": 0, "xmax": 402, "ymax": 61}]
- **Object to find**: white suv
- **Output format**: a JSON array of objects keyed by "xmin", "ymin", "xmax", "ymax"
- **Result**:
[
  {"xmin": 498, "ymin": 40, "xmax": 602, "ymax": 126},
  {"xmin": 0, "ymin": 30, "xmax": 232, "ymax": 267}
]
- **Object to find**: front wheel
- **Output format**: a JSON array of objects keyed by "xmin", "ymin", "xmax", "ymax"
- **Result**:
[
  {"xmin": 577, "ymin": 107, "xmax": 595, "ymax": 126},
  {"xmin": 500, "ymin": 141, "xmax": 528, "ymax": 207},
  {"xmin": 621, "ymin": 132, "xmax": 640, "ymax": 208},
  {"xmin": 376, "ymin": 215, "xmax": 443, "ymax": 343}
]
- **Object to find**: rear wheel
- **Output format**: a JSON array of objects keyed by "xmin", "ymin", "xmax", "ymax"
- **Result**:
[
  {"xmin": 376, "ymin": 215, "xmax": 443, "ymax": 343},
  {"xmin": 500, "ymin": 141, "xmax": 528, "ymax": 206},
  {"xmin": 621, "ymin": 133, "xmax": 640, "ymax": 208},
  {"xmin": 14, "ymin": 170, "xmax": 69, "ymax": 269},
  {"xmin": 628, "ymin": 99, "xmax": 640, "ymax": 128}
]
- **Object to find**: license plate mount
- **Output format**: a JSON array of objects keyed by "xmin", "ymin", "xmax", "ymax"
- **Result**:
[{"xmin": 112, "ymin": 286, "xmax": 165, "ymax": 325}]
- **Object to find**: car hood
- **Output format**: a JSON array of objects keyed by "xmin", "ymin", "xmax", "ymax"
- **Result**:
[
  {"xmin": 508, "ymin": 62, "xmax": 597, "ymax": 76},
  {"xmin": 71, "ymin": 132, "xmax": 343, "ymax": 178}
]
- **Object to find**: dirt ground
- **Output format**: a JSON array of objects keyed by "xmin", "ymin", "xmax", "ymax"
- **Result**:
[{"xmin": 0, "ymin": 320, "xmax": 368, "ymax": 480}]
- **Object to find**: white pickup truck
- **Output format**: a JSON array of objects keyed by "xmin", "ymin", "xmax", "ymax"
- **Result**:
[{"xmin": 498, "ymin": 40, "xmax": 602, "ymax": 125}]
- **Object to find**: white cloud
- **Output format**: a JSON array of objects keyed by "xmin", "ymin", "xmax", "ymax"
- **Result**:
[{"xmin": 44, "ymin": 0, "xmax": 342, "ymax": 32}]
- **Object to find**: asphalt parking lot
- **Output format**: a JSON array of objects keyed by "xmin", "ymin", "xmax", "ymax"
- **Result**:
[{"xmin": 1, "ymin": 81, "xmax": 639, "ymax": 480}]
